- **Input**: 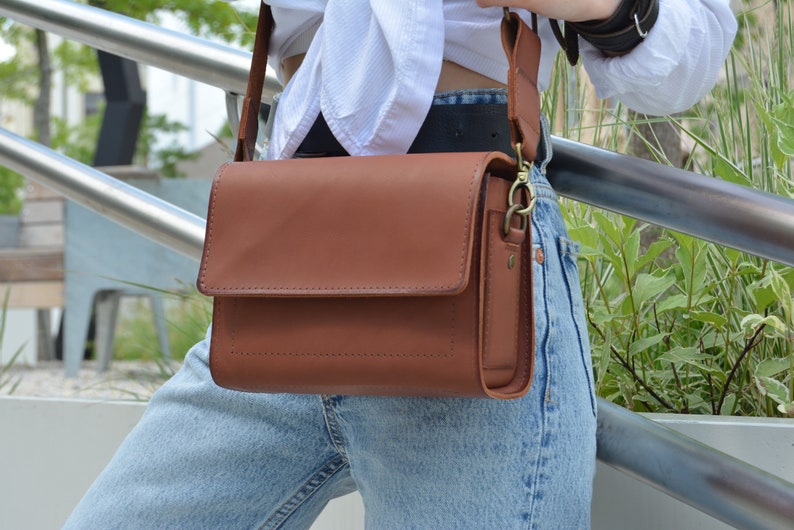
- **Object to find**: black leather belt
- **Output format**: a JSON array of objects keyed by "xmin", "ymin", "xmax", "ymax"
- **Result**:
[{"xmin": 295, "ymin": 103, "xmax": 515, "ymax": 157}]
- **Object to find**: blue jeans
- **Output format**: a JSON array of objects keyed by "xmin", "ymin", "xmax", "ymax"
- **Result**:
[{"xmin": 65, "ymin": 93, "xmax": 597, "ymax": 529}]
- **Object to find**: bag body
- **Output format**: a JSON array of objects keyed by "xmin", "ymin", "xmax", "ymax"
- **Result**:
[
  {"xmin": 197, "ymin": 151, "xmax": 534, "ymax": 398},
  {"xmin": 197, "ymin": 6, "xmax": 542, "ymax": 399}
]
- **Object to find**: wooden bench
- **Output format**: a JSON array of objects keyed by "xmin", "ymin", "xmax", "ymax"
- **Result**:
[{"xmin": 0, "ymin": 180, "xmax": 64, "ymax": 361}]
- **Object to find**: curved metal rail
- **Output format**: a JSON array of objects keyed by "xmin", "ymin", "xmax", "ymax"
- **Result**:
[
  {"xmin": 2, "ymin": 0, "xmax": 792, "ymax": 267},
  {"xmin": 0, "ymin": 129, "xmax": 205, "ymax": 260},
  {"xmin": 548, "ymin": 138, "xmax": 794, "ymax": 267},
  {"xmin": 598, "ymin": 399, "xmax": 794, "ymax": 530}
]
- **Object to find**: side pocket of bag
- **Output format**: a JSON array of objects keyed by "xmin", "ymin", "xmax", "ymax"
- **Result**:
[{"xmin": 558, "ymin": 237, "xmax": 597, "ymax": 418}]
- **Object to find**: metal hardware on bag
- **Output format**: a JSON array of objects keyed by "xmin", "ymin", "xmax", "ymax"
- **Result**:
[
  {"xmin": 508, "ymin": 254, "xmax": 517, "ymax": 270},
  {"xmin": 503, "ymin": 203, "xmax": 528, "ymax": 236},
  {"xmin": 503, "ymin": 142, "xmax": 536, "ymax": 237}
]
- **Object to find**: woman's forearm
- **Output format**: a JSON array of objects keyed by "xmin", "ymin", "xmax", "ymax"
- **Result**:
[{"xmin": 476, "ymin": 0, "xmax": 621, "ymax": 22}]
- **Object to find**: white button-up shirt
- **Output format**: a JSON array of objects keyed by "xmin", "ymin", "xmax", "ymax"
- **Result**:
[{"xmin": 264, "ymin": 0, "xmax": 737, "ymax": 159}]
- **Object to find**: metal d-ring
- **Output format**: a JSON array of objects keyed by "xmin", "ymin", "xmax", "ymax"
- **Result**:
[{"xmin": 503, "ymin": 203, "xmax": 529, "ymax": 237}]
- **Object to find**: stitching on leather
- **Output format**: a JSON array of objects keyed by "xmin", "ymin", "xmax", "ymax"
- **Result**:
[
  {"xmin": 230, "ymin": 297, "xmax": 236, "ymax": 354},
  {"xmin": 206, "ymin": 285, "xmax": 461, "ymax": 292},
  {"xmin": 197, "ymin": 163, "xmax": 230, "ymax": 291},
  {"xmin": 222, "ymin": 295, "xmax": 459, "ymax": 360},
  {"xmin": 208, "ymin": 298, "xmax": 222, "ymax": 376},
  {"xmin": 508, "ymin": 243, "xmax": 522, "ymax": 376},
  {"xmin": 237, "ymin": 383, "xmax": 470, "ymax": 396},
  {"xmin": 483, "ymin": 217, "xmax": 495, "ymax": 360},
  {"xmin": 227, "ymin": 350, "xmax": 454, "ymax": 359},
  {"xmin": 202, "ymin": 155, "xmax": 484, "ymax": 292},
  {"xmin": 518, "ymin": 226, "xmax": 532, "ymax": 389},
  {"xmin": 516, "ymin": 66, "xmax": 540, "ymax": 138},
  {"xmin": 449, "ymin": 298, "xmax": 457, "ymax": 362},
  {"xmin": 456, "ymin": 155, "xmax": 481, "ymax": 284}
]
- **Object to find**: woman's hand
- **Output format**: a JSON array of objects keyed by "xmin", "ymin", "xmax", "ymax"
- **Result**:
[{"xmin": 476, "ymin": 0, "xmax": 622, "ymax": 22}]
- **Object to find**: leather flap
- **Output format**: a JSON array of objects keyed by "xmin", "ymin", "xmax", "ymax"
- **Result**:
[{"xmin": 198, "ymin": 151, "xmax": 516, "ymax": 297}]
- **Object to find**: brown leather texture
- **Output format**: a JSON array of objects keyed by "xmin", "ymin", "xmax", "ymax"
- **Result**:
[
  {"xmin": 198, "ymin": 151, "xmax": 535, "ymax": 399},
  {"xmin": 235, "ymin": 5, "xmax": 273, "ymax": 162},
  {"xmin": 502, "ymin": 12, "xmax": 542, "ymax": 163}
]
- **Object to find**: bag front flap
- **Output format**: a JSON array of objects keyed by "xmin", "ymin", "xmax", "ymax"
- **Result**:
[{"xmin": 198, "ymin": 151, "xmax": 516, "ymax": 297}]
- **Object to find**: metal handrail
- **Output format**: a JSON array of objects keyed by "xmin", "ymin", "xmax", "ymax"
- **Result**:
[
  {"xmin": 0, "ymin": 129, "xmax": 206, "ymax": 261},
  {"xmin": 2, "ymin": 0, "xmax": 792, "ymax": 268},
  {"xmin": 548, "ymin": 139, "xmax": 794, "ymax": 267},
  {"xmin": 3, "ymin": 129, "xmax": 793, "ymax": 530},
  {"xmin": 2, "ymin": 1, "xmax": 794, "ymax": 529},
  {"xmin": 598, "ymin": 399, "xmax": 794, "ymax": 530}
]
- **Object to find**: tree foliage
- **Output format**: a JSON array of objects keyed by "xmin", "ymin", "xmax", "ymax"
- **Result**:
[{"xmin": 0, "ymin": 1, "xmax": 256, "ymax": 211}]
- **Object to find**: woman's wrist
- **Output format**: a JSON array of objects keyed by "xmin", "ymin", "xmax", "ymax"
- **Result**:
[
  {"xmin": 550, "ymin": 0, "xmax": 660, "ymax": 65},
  {"xmin": 581, "ymin": 0, "xmax": 623, "ymax": 22},
  {"xmin": 476, "ymin": 0, "xmax": 621, "ymax": 23},
  {"xmin": 570, "ymin": 0, "xmax": 659, "ymax": 52}
]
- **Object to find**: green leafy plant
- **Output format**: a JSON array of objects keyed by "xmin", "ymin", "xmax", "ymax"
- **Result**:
[
  {"xmin": 49, "ymin": 110, "xmax": 199, "ymax": 177},
  {"xmin": 0, "ymin": 0, "xmax": 257, "ymax": 199},
  {"xmin": 551, "ymin": 0, "xmax": 793, "ymax": 416}
]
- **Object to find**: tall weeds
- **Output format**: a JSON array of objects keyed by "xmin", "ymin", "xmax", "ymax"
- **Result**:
[
  {"xmin": 551, "ymin": 0, "xmax": 793, "ymax": 416},
  {"xmin": 0, "ymin": 288, "xmax": 24, "ymax": 395}
]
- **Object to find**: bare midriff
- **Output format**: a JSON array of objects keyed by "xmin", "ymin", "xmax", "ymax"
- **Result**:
[{"xmin": 281, "ymin": 54, "xmax": 507, "ymax": 92}]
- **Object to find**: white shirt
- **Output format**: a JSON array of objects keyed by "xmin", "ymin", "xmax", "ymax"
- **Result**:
[{"xmin": 264, "ymin": 0, "xmax": 737, "ymax": 160}]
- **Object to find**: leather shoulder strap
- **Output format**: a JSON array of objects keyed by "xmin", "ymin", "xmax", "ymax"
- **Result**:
[
  {"xmin": 235, "ymin": 6, "xmax": 540, "ymax": 164},
  {"xmin": 501, "ymin": 12, "xmax": 542, "ymax": 163},
  {"xmin": 235, "ymin": 3, "xmax": 273, "ymax": 162}
]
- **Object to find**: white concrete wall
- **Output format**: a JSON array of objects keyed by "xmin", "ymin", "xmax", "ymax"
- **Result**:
[
  {"xmin": 0, "ymin": 397, "xmax": 363, "ymax": 530},
  {"xmin": 0, "ymin": 310, "xmax": 38, "ymax": 365},
  {"xmin": 2, "ymin": 397, "xmax": 793, "ymax": 529}
]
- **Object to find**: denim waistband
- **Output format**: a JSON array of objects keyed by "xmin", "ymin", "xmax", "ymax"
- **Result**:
[
  {"xmin": 433, "ymin": 89, "xmax": 554, "ymax": 177},
  {"xmin": 295, "ymin": 88, "xmax": 553, "ymax": 171}
]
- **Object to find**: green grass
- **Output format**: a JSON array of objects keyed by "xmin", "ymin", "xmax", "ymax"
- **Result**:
[
  {"xmin": 0, "ymin": 288, "xmax": 26, "ymax": 394},
  {"xmin": 112, "ymin": 288, "xmax": 211, "ymax": 366}
]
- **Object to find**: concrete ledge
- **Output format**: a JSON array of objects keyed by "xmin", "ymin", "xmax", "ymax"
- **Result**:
[
  {"xmin": 2, "ymin": 396, "xmax": 792, "ymax": 529},
  {"xmin": 0, "ymin": 397, "xmax": 363, "ymax": 529},
  {"xmin": 0, "ymin": 397, "xmax": 145, "ymax": 530}
]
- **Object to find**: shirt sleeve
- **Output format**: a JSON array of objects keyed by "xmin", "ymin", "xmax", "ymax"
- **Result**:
[
  {"xmin": 266, "ymin": 2, "xmax": 325, "ymax": 83},
  {"xmin": 580, "ymin": 0, "xmax": 737, "ymax": 115}
]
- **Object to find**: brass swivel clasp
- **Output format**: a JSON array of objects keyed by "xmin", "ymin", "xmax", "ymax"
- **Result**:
[{"xmin": 503, "ymin": 142, "xmax": 537, "ymax": 236}]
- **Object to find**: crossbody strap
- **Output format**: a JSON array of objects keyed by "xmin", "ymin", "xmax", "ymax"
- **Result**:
[
  {"xmin": 235, "ymin": 4, "xmax": 540, "ymax": 164},
  {"xmin": 501, "ymin": 10, "xmax": 541, "ymax": 164},
  {"xmin": 235, "ymin": 4, "xmax": 273, "ymax": 162}
]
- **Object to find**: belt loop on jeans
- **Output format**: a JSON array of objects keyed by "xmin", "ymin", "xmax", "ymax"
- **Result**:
[{"xmin": 536, "ymin": 115, "xmax": 553, "ymax": 173}]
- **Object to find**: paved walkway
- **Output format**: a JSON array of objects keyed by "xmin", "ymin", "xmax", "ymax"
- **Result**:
[{"xmin": 3, "ymin": 360, "xmax": 173, "ymax": 401}]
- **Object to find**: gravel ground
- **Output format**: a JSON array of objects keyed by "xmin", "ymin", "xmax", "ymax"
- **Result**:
[{"xmin": 2, "ymin": 360, "xmax": 176, "ymax": 401}]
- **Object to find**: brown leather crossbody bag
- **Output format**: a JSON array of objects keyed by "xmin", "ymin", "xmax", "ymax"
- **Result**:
[{"xmin": 197, "ymin": 6, "xmax": 542, "ymax": 399}]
